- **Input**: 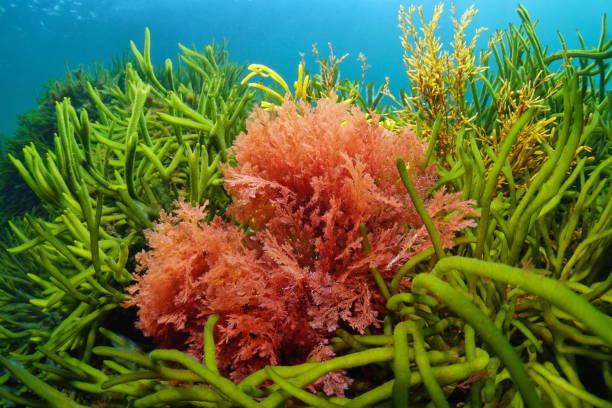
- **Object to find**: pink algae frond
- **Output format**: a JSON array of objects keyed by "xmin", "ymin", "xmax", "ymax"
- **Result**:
[
  {"xmin": 125, "ymin": 97, "xmax": 477, "ymax": 392},
  {"xmin": 125, "ymin": 199, "xmax": 320, "ymax": 380},
  {"xmin": 307, "ymin": 343, "xmax": 354, "ymax": 398}
]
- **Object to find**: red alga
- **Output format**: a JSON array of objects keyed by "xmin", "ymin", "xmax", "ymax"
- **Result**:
[{"xmin": 126, "ymin": 98, "xmax": 477, "ymax": 393}]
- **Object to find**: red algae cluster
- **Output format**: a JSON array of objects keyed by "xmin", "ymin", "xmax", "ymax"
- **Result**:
[{"xmin": 125, "ymin": 98, "xmax": 477, "ymax": 394}]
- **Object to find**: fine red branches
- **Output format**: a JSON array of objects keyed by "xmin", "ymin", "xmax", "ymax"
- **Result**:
[{"xmin": 125, "ymin": 98, "xmax": 477, "ymax": 393}]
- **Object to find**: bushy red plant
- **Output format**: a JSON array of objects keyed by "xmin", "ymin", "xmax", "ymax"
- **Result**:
[{"xmin": 125, "ymin": 97, "xmax": 477, "ymax": 394}]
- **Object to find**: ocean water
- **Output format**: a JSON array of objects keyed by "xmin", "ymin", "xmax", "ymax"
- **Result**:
[{"xmin": 0, "ymin": 0, "xmax": 609, "ymax": 137}]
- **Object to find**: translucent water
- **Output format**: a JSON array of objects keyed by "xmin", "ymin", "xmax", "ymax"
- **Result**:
[{"xmin": 0, "ymin": 0, "xmax": 609, "ymax": 136}]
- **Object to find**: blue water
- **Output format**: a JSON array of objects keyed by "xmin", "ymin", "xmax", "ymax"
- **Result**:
[{"xmin": 0, "ymin": 0, "xmax": 610, "ymax": 137}]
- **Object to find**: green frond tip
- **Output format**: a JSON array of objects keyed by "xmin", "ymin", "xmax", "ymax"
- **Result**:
[
  {"xmin": 0, "ymin": 356, "xmax": 87, "ymax": 408},
  {"xmin": 412, "ymin": 273, "xmax": 543, "ymax": 408},
  {"xmin": 396, "ymin": 157, "xmax": 445, "ymax": 260}
]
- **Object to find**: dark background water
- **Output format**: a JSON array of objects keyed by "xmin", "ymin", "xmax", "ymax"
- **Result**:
[{"xmin": 0, "ymin": 0, "xmax": 609, "ymax": 137}]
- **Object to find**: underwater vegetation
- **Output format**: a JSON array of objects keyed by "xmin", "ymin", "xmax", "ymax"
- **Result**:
[
  {"xmin": 0, "ymin": 62, "xmax": 126, "ymax": 230},
  {"xmin": 0, "ymin": 3, "xmax": 610, "ymax": 408},
  {"xmin": 126, "ymin": 97, "xmax": 477, "ymax": 388}
]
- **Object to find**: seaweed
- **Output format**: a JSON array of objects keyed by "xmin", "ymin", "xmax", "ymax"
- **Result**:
[
  {"xmin": 0, "ymin": 60, "xmax": 127, "ymax": 230},
  {"xmin": 0, "ymin": 4, "xmax": 610, "ymax": 407}
]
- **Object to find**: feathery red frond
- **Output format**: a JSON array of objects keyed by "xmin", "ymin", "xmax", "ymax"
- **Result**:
[{"xmin": 126, "ymin": 97, "xmax": 477, "ymax": 392}]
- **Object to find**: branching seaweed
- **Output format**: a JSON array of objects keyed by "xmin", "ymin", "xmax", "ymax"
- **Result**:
[{"xmin": 0, "ymin": 4, "xmax": 610, "ymax": 408}]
